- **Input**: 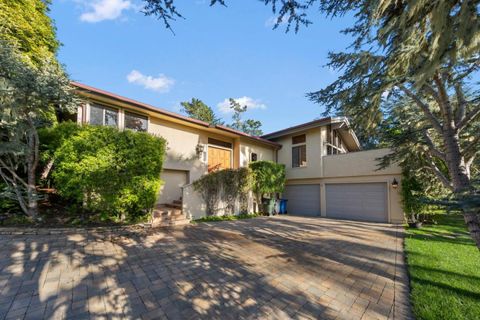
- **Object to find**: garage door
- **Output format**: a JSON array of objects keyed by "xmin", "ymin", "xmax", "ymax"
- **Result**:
[
  {"xmin": 283, "ymin": 185, "xmax": 320, "ymax": 216},
  {"xmin": 157, "ymin": 170, "xmax": 188, "ymax": 204},
  {"xmin": 326, "ymin": 183, "xmax": 387, "ymax": 222}
]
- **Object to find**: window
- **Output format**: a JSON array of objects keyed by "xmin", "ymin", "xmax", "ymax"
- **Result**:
[
  {"xmin": 292, "ymin": 134, "xmax": 307, "ymax": 167},
  {"xmin": 208, "ymin": 138, "xmax": 232, "ymax": 149},
  {"xmin": 251, "ymin": 153, "xmax": 258, "ymax": 162},
  {"xmin": 89, "ymin": 104, "xmax": 118, "ymax": 127},
  {"xmin": 125, "ymin": 112, "xmax": 148, "ymax": 132}
]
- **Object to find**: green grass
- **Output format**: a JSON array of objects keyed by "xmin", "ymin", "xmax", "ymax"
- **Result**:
[
  {"xmin": 192, "ymin": 213, "xmax": 261, "ymax": 223},
  {"xmin": 405, "ymin": 214, "xmax": 480, "ymax": 320}
]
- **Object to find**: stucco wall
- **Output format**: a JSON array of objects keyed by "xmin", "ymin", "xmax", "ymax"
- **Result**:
[
  {"xmin": 182, "ymin": 184, "xmax": 255, "ymax": 220},
  {"xmin": 322, "ymin": 148, "xmax": 400, "ymax": 177},
  {"xmin": 274, "ymin": 127, "xmax": 323, "ymax": 180},
  {"xmin": 239, "ymin": 139, "xmax": 276, "ymax": 167}
]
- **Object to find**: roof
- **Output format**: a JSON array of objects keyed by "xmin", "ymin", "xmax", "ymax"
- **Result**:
[
  {"xmin": 71, "ymin": 82, "xmax": 281, "ymax": 148},
  {"xmin": 262, "ymin": 117, "xmax": 361, "ymax": 151}
]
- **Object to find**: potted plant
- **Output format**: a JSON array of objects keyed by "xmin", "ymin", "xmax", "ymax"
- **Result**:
[{"xmin": 249, "ymin": 161, "xmax": 286, "ymax": 216}]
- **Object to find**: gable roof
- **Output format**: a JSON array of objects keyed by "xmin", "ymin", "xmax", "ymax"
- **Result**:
[
  {"xmin": 71, "ymin": 82, "xmax": 281, "ymax": 148},
  {"xmin": 262, "ymin": 117, "xmax": 361, "ymax": 151}
]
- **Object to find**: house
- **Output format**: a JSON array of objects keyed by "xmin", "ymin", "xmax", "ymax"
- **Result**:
[{"xmin": 72, "ymin": 82, "xmax": 403, "ymax": 224}]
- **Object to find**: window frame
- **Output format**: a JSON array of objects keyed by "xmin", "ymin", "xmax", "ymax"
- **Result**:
[
  {"xmin": 291, "ymin": 134, "xmax": 307, "ymax": 168},
  {"xmin": 124, "ymin": 111, "xmax": 149, "ymax": 132},
  {"xmin": 89, "ymin": 103, "xmax": 119, "ymax": 128}
]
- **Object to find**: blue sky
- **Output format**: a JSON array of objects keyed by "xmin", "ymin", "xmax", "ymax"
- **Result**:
[{"xmin": 50, "ymin": 0, "xmax": 353, "ymax": 134}]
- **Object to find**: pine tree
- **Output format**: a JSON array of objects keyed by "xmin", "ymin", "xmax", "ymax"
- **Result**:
[{"xmin": 180, "ymin": 98, "xmax": 223, "ymax": 125}]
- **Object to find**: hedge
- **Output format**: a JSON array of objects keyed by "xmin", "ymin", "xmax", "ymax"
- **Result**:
[{"xmin": 40, "ymin": 122, "xmax": 166, "ymax": 222}]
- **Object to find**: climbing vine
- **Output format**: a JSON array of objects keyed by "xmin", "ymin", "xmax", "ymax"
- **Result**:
[{"xmin": 193, "ymin": 167, "xmax": 251, "ymax": 216}]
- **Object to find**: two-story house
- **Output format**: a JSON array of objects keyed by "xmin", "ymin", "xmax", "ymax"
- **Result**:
[{"xmin": 73, "ymin": 82, "xmax": 403, "ymax": 224}]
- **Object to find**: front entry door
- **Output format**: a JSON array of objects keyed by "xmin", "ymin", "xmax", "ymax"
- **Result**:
[{"xmin": 208, "ymin": 146, "xmax": 231, "ymax": 171}]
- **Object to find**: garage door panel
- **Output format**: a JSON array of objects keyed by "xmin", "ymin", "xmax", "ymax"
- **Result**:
[
  {"xmin": 326, "ymin": 183, "xmax": 387, "ymax": 222},
  {"xmin": 284, "ymin": 185, "xmax": 320, "ymax": 216}
]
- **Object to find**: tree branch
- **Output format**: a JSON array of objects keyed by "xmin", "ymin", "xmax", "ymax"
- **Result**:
[
  {"xmin": 0, "ymin": 158, "xmax": 29, "ymax": 188},
  {"xmin": 422, "ymin": 130, "xmax": 446, "ymax": 161},
  {"xmin": 399, "ymin": 84, "xmax": 443, "ymax": 133},
  {"xmin": 433, "ymin": 73, "xmax": 454, "ymax": 126},
  {"xmin": 457, "ymin": 106, "xmax": 480, "ymax": 132},
  {"xmin": 423, "ymin": 155, "xmax": 454, "ymax": 191},
  {"xmin": 454, "ymin": 83, "xmax": 466, "ymax": 126}
]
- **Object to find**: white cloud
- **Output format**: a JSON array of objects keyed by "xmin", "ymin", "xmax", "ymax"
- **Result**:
[
  {"xmin": 217, "ymin": 97, "xmax": 267, "ymax": 113},
  {"xmin": 265, "ymin": 15, "xmax": 289, "ymax": 28},
  {"xmin": 79, "ymin": 0, "xmax": 133, "ymax": 23},
  {"xmin": 127, "ymin": 70, "xmax": 175, "ymax": 93}
]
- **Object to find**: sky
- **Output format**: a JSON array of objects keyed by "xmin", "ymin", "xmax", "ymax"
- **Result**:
[{"xmin": 50, "ymin": 0, "xmax": 354, "ymax": 134}]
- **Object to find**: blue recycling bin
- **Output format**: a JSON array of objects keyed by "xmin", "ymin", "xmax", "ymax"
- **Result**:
[{"xmin": 279, "ymin": 199, "xmax": 288, "ymax": 214}]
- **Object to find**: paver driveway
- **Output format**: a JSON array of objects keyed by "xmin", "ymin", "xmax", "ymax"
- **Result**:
[{"xmin": 0, "ymin": 216, "xmax": 412, "ymax": 320}]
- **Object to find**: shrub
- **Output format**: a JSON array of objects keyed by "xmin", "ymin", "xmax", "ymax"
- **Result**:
[
  {"xmin": 40, "ymin": 123, "xmax": 166, "ymax": 222},
  {"xmin": 193, "ymin": 167, "xmax": 251, "ymax": 216},
  {"xmin": 401, "ymin": 169, "xmax": 426, "ymax": 222},
  {"xmin": 249, "ymin": 161, "xmax": 286, "ymax": 213}
]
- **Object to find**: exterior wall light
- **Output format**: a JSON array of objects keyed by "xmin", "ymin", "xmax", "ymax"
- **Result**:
[
  {"xmin": 195, "ymin": 144, "xmax": 205, "ymax": 156},
  {"xmin": 392, "ymin": 178, "xmax": 399, "ymax": 188}
]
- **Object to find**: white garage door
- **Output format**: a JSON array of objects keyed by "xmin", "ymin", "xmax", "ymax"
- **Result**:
[
  {"xmin": 283, "ymin": 185, "xmax": 320, "ymax": 216},
  {"xmin": 157, "ymin": 170, "xmax": 188, "ymax": 204},
  {"xmin": 326, "ymin": 183, "xmax": 388, "ymax": 222}
]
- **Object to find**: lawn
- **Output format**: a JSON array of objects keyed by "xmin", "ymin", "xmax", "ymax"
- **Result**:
[{"xmin": 405, "ymin": 214, "xmax": 480, "ymax": 320}]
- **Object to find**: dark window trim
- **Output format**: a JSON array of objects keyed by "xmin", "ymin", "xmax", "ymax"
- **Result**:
[{"xmin": 208, "ymin": 138, "xmax": 233, "ymax": 149}]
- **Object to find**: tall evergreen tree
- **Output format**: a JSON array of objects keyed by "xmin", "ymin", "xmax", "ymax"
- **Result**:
[
  {"xmin": 180, "ymin": 98, "xmax": 223, "ymax": 125},
  {"xmin": 0, "ymin": 0, "xmax": 60, "ymax": 67},
  {"xmin": 227, "ymin": 98, "xmax": 263, "ymax": 136}
]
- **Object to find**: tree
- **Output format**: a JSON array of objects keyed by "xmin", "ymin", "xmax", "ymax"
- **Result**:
[
  {"xmin": 0, "ymin": 0, "xmax": 60, "ymax": 67},
  {"xmin": 142, "ymin": 0, "xmax": 480, "ymax": 247},
  {"xmin": 180, "ymin": 98, "xmax": 223, "ymax": 125},
  {"xmin": 227, "ymin": 98, "xmax": 263, "ymax": 136},
  {"xmin": 0, "ymin": 43, "xmax": 76, "ymax": 218}
]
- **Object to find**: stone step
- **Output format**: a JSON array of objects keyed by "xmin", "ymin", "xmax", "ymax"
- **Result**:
[
  {"xmin": 152, "ymin": 208, "xmax": 182, "ymax": 218},
  {"xmin": 165, "ymin": 203, "xmax": 182, "ymax": 209},
  {"xmin": 152, "ymin": 218, "xmax": 190, "ymax": 228}
]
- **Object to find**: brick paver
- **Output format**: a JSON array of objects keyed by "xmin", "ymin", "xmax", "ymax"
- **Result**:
[{"xmin": 0, "ymin": 216, "xmax": 412, "ymax": 319}]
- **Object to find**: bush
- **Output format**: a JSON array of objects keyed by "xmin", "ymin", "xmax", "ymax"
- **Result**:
[
  {"xmin": 249, "ymin": 161, "xmax": 286, "ymax": 213},
  {"xmin": 40, "ymin": 122, "xmax": 166, "ymax": 222},
  {"xmin": 193, "ymin": 167, "xmax": 251, "ymax": 216}
]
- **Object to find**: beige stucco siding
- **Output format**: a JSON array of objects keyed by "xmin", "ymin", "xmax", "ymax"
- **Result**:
[
  {"xmin": 148, "ymin": 117, "xmax": 208, "ymax": 181},
  {"xmin": 322, "ymin": 148, "xmax": 400, "ymax": 177},
  {"xmin": 239, "ymin": 139, "xmax": 276, "ymax": 167},
  {"xmin": 273, "ymin": 127, "xmax": 323, "ymax": 180}
]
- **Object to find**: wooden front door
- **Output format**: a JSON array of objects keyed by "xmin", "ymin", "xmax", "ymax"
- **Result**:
[{"xmin": 208, "ymin": 146, "xmax": 231, "ymax": 171}]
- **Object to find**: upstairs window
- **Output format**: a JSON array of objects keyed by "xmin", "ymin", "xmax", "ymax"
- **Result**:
[
  {"xmin": 125, "ymin": 112, "xmax": 148, "ymax": 132},
  {"xmin": 89, "ymin": 104, "xmax": 118, "ymax": 127},
  {"xmin": 292, "ymin": 134, "xmax": 307, "ymax": 167},
  {"xmin": 251, "ymin": 152, "xmax": 258, "ymax": 162}
]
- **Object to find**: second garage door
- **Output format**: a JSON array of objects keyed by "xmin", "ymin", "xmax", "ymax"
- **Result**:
[
  {"xmin": 283, "ymin": 184, "xmax": 320, "ymax": 216},
  {"xmin": 326, "ymin": 183, "xmax": 388, "ymax": 222}
]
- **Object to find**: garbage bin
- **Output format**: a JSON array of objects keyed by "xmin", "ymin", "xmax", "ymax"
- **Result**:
[
  {"xmin": 279, "ymin": 199, "xmax": 288, "ymax": 214},
  {"xmin": 262, "ymin": 198, "xmax": 276, "ymax": 216}
]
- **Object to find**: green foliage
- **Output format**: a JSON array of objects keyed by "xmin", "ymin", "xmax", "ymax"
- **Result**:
[
  {"xmin": 193, "ymin": 167, "xmax": 251, "ymax": 216},
  {"xmin": 192, "ymin": 213, "xmax": 260, "ymax": 223},
  {"xmin": 0, "ymin": 0, "xmax": 59, "ymax": 67},
  {"xmin": 227, "ymin": 98, "xmax": 263, "ymax": 136},
  {"xmin": 180, "ymin": 98, "xmax": 223, "ymax": 125},
  {"xmin": 0, "ymin": 42, "xmax": 76, "ymax": 217},
  {"xmin": 401, "ymin": 169, "xmax": 425, "ymax": 222},
  {"xmin": 405, "ymin": 214, "xmax": 480, "ymax": 320},
  {"xmin": 249, "ymin": 161, "xmax": 286, "ymax": 197},
  {"xmin": 40, "ymin": 123, "xmax": 166, "ymax": 222}
]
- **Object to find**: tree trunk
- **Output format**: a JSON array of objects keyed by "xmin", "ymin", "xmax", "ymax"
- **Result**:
[
  {"xmin": 26, "ymin": 124, "xmax": 39, "ymax": 218},
  {"xmin": 464, "ymin": 211, "xmax": 480, "ymax": 249},
  {"xmin": 442, "ymin": 128, "xmax": 480, "ymax": 249}
]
